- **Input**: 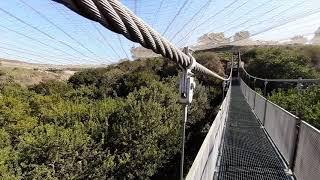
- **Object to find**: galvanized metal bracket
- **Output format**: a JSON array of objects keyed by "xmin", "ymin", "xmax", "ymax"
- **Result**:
[{"xmin": 179, "ymin": 47, "xmax": 196, "ymax": 105}]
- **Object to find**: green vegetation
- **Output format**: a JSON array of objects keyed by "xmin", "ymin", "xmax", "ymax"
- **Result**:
[
  {"xmin": 3, "ymin": 45, "xmax": 319, "ymax": 179},
  {"xmin": 0, "ymin": 54, "xmax": 225, "ymax": 179},
  {"xmin": 269, "ymin": 86, "xmax": 320, "ymax": 129},
  {"xmin": 243, "ymin": 46, "xmax": 320, "ymax": 79},
  {"xmin": 242, "ymin": 46, "xmax": 320, "ymax": 129}
]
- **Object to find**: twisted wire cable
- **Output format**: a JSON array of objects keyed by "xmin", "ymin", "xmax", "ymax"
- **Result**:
[
  {"xmin": 52, "ymin": 0, "xmax": 230, "ymax": 81},
  {"xmin": 241, "ymin": 65, "xmax": 320, "ymax": 83}
]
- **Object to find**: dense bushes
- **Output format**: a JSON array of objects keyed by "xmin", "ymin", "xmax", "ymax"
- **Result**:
[
  {"xmin": 241, "ymin": 46, "xmax": 320, "ymax": 96},
  {"xmin": 241, "ymin": 46, "xmax": 320, "ymax": 129},
  {"xmin": 194, "ymin": 52, "xmax": 227, "ymax": 86},
  {"xmin": 1, "ymin": 46, "xmax": 319, "ymax": 178},
  {"xmin": 242, "ymin": 47, "xmax": 319, "ymax": 79},
  {"xmin": 108, "ymin": 81, "xmax": 182, "ymax": 178},
  {"xmin": 30, "ymin": 80, "xmax": 73, "ymax": 95},
  {"xmin": 269, "ymin": 86, "xmax": 320, "ymax": 129},
  {"xmin": 0, "ymin": 54, "xmax": 223, "ymax": 179}
]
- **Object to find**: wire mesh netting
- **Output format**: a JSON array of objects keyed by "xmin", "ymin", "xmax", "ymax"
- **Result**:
[
  {"xmin": 218, "ymin": 82, "xmax": 291, "ymax": 180},
  {"xmin": 248, "ymin": 88, "xmax": 255, "ymax": 109},
  {"xmin": 254, "ymin": 93, "xmax": 266, "ymax": 124},
  {"xmin": 241, "ymin": 79, "xmax": 298, "ymax": 167},
  {"xmin": 294, "ymin": 121, "xmax": 320, "ymax": 180},
  {"xmin": 186, "ymin": 86, "xmax": 231, "ymax": 180},
  {"xmin": 264, "ymin": 101, "xmax": 298, "ymax": 166}
]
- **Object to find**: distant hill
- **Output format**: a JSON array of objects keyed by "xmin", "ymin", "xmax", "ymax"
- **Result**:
[
  {"xmin": 0, "ymin": 58, "xmax": 79, "ymax": 86},
  {"xmin": 0, "ymin": 58, "xmax": 108, "ymax": 70},
  {"xmin": 0, "ymin": 58, "xmax": 114, "ymax": 86}
]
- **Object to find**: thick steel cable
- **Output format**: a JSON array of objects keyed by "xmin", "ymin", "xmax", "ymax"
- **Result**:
[
  {"xmin": 52, "ymin": 0, "xmax": 229, "ymax": 81},
  {"xmin": 47, "ymin": 1, "xmax": 112, "ymax": 63},
  {"xmin": 50, "ymin": 1, "xmax": 125, "ymax": 61},
  {"xmin": 52, "ymin": 0, "xmax": 188, "ymax": 66}
]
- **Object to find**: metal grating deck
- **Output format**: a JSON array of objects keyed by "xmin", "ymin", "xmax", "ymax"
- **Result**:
[{"xmin": 217, "ymin": 84, "xmax": 292, "ymax": 180}]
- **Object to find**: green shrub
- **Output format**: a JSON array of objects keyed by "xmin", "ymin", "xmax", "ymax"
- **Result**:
[
  {"xmin": 116, "ymin": 70, "xmax": 160, "ymax": 97},
  {"xmin": 194, "ymin": 52, "xmax": 225, "ymax": 86},
  {"xmin": 243, "ymin": 47, "xmax": 319, "ymax": 79},
  {"xmin": 269, "ymin": 86, "xmax": 320, "ymax": 129},
  {"xmin": 107, "ymin": 81, "xmax": 181, "ymax": 179},
  {"xmin": 0, "ymin": 56, "xmax": 221, "ymax": 179},
  {"xmin": 30, "ymin": 80, "xmax": 72, "ymax": 96}
]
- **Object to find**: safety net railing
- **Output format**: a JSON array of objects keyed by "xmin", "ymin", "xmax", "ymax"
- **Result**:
[
  {"xmin": 240, "ymin": 65, "xmax": 320, "ymax": 96},
  {"xmin": 240, "ymin": 79, "xmax": 320, "ymax": 180},
  {"xmin": 185, "ymin": 85, "xmax": 231, "ymax": 180}
]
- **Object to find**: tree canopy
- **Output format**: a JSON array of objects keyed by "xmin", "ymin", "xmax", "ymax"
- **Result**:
[{"xmin": 0, "ymin": 54, "xmax": 223, "ymax": 179}]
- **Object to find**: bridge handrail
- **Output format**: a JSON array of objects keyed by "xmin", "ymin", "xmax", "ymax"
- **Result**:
[
  {"xmin": 240, "ymin": 78, "xmax": 320, "ymax": 180},
  {"xmin": 294, "ymin": 121, "xmax": 320, "ymax": 180},
  {"xmin": 240, "ymin": 78, "xmax": 298, "ymax": 167},
  {"xmin": 241, "ymin": 65, "xmax": 320, "ymax": 83},
  {"xmin": 185, "ymin": 84, "xmax": 231, "ymax": 180}
]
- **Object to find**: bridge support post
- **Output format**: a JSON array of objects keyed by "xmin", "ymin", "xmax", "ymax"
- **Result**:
[
  {"xmin": 297, "ymin": 77, "xmax": 303, "ymax": 90},
  {"xmin": 222, "ymin": 81, "xmax": 225, "ymax": 100},
  {"xmin": 264, "ymin": 81, "xmax": 268, "ymax": 97},
  {"xmin": 237, "ymin": 51, "xmax": 241, "ymax": 78},
  {"xmin": 253, "ymin": 78, "xmax": 257, "ymax": 109},
  {"xmin": 222, "ymin": 76, "xmax": 228, "ymax": 100}
]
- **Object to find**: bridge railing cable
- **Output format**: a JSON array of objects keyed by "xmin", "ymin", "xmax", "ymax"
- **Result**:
[
  {"xmin": 52, "ymin": 0, "xmax": 229, "ymax": 81},
  {"xmin": 240, "ymin": 64, "xmax": 320, "ymax": 96},
  {"xmin": 241, "ymin": 65, "xmax": 320, "ymax": 83}
]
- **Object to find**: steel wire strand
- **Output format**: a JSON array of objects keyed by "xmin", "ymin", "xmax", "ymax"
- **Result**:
[
  {"xmin": 52, "ymin": 0, "xmax": 188, "ymax": 66},
  {"xmin": 52, "ymin": 0, "xmax": 230, "ymax": 80}
]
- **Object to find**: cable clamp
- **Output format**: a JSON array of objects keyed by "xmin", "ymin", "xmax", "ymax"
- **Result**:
[{"xmin": 179, "ymin": 47, "xmax": 196, "ymax": 104}]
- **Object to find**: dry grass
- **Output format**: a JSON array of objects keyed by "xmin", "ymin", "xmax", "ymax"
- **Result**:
[{"xmin": 0, "ymin": 67, "xmax": 75, "ymax": 86}]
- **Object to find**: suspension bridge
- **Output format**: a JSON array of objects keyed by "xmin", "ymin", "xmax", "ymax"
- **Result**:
[
  {"xmin": 1, "ymin": 0, "xmax": 320, "ymax": 180},
  {"xmin": 187, "ymin": 64, "xmax": 320, "ymax": 180}
]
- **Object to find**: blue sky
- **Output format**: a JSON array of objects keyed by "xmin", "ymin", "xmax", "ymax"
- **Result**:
[{"xmin": 0, "ymin": 0, "xmax": 320, "ymax": 65}]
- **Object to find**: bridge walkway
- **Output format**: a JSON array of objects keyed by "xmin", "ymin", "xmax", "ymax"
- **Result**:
[{"xmin": 217, "ymin": 83, "xmax": 292, "ymax": 180}]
